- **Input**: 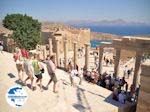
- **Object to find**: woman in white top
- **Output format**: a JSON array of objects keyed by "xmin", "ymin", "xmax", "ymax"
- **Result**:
[
  {"xmin": 67, "ymin": 62, "xmax": 74, "ymax": 86},
  {"xmin": 13, "ymin": 48, "xmax": 24, "ymax": 82},
  {"xmin": 24, "ymin": 53, "xmax": 34, "ymax": 90},
  {"xmin": 78, "ymin": 68, "xmax": 83, "ymax": 85}
]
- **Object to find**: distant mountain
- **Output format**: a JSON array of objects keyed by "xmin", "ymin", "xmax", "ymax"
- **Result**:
[{"xmin": 65, "ymin": 19, "xmax": 150, "ymax": 27}]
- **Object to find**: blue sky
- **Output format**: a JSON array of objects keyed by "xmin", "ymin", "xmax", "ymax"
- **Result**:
[{"xmin": 0, "ymin": 0, "xmax": 150, "ymax": 23}]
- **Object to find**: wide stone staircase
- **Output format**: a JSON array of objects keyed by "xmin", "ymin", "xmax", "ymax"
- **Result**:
[{"xmin": 0, "ymin": 52, "xmax": 134, "ymax": 112}]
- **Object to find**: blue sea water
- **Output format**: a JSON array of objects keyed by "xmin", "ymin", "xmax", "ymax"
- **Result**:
[
  {"xmin": 88, "ymin": 25, "xmax": 150, "ymax": 36},
  {"xmin": 85, "ymin": 25, "xmax": 150, "ymax": 48},
  {"xmin": 73, "ymin": 25, "xmax": 150, "ymax": 48},
  {"xmin": 90, "ymin": 40, "xmax": 112, "ymax": 48}
]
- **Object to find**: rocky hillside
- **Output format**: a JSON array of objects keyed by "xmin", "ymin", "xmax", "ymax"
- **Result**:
[
  {"xmin": 42, "ymin": 21, "xmax": 73, "ymax": 31},
  {"xmin": 91, "ymin": 32, "xmax": 121, "ymax": 40},
  {"xmin": 41, "ymin": 21, "xmax": 119, "ymax": 40}
]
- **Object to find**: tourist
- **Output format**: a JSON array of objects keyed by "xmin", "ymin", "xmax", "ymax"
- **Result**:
[
  {"xmin": 13, "ymin": 48, "xmax": 24, "ymax": 82},
  {"xmin": 110, "ymin": 77, "xmax": 115, "ymax": 90},
  {"xmin": 45, "ymin": 55, "xmax": 58, "ymax": 93},
  {"xmin": 106, "ymin": 59, "xmax": 109, "ymax": 66},
  {"xmin": 78, "ymin": 68, "xmax": 83, "ymax": 85},
  {"xmin": 59, "ymin": 58, "xmax": 62, "ymax": 67},
  {"xmin": 90, "ymin": 70, "xmax": 95, "ymax": 83},
  {"xmin": 110, "ymin": 59, "xmax": 113, "ymax": 65},
  {"xmin": 112, "ymin": 87, "xmax": 118, "ymax": 101},
  {"xmin": 130, "ymin": 84, "xmax": 136, "ymax": 97},
  {"xmin": 97, "ymin": 75, "xmax": 102, "ymax": 86},
  {"xmin": 125, "ymin": 82, "xmax": 128, "ymax": 92},
  {"xmin": 100, "ymin": 75, "xmax": 106, "ymax": 88},
  {"xmin": 114, "ymin": 78, "xmax": 119, "ymax": 87},
  {"xmin": 123, "ymin": 65, "xmax": 128, "ymax": 78},
  {"xmin": 67, "ymin": 62, "xmax": 74, "ymax": 86},
  {"xmin": 119, "ymin": 77, "xmax": 126, "ymax": 87},
  {"xmin": 86, "ymin": 70, "xmax": 92, "ymax": 83},
  {"xmin": 118, "ymin": 91, "xmax": 126, "ymax": 104},
  {"xmin": 74, "ymin": 67, "xmax": 78, "ymax": 76},
  {"xmin": 32, "ymin": 53, "xmax": 44, "ymax": 92},
  {"xmin": 67, "ymin": 62, "xmax": 73, "ymax": 72},
  {"xmin": 105, "ymin": 78, "xmax": 110, "ymax": 89},
  {"xmin": 75, "ymin": 64, "xmax": 79, "ymax": 71},
  {"xmin": 70, "ymin": 69, "xmax": 76, "ymax": 86},
  {"xmin": 104, "ymin": 56, "xmax": 106, "ymax": 61},
  {"xmin": 127, "ymin": 69, "xmax": 131, "ymax": 78},
  {"xmin": 95, "ymin": 60, "xmax": 99, "ymax": 69},
  {"xmin": 23, "ymin": 52, "xmax": 35, "ymax": 90},
  {"xmin": 0, "ymin": 41, "xmax": 4, "ymax": 54}
]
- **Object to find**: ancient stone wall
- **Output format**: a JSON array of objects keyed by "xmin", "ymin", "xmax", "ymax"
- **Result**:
[
  {"xmin": 47, "ymin": 28, "xmax": 91, "ymax": 55},
  {"xmin": 136, "ymin": 63, "xmax": 150, "ymax": 112},
  {"xmin": 78, "ymin": 28, "xmax": 91, "ymax": 47}
]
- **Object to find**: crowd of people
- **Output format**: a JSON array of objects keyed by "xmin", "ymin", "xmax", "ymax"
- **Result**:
[
  {"xmin": 13, "ymin": 47, "xmax": 58, "ymax": 93},
  {"xmin": 83, "ymin": 69, "xmax": 139, "ymax": 104},
  {"xmin": 12, "ymin": 46, "xmax": 139, "ymax": 104}
]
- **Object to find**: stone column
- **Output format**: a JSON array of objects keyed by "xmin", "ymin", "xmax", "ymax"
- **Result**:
[
  {"xmin": 64, "ymin": 39, "xmax": 68, "ymax": 69},
  {"xmin": 48, "ymin": 38, "xmax": 53, "ymax": 56},
  {"xmin": 85, "ymin": 43, "xmax": 90, "ymax": 71},
  {"xmin": 55, "ymin": 39, "xmax": 59, "ymax": 67},
  {"xmin": 73, "ymin": 42, "xmax": 77, "ymax": 69},
  {"xmin": 114, "ymin": 49, "xmax": 121, "ymax": 78},
  {"xmin": 133, "ymin": 51, "xmax": 142, "ymax": 88},
  {"xmin": 98, "ymin": 47, "xmax": 104, "ymax": 74}
]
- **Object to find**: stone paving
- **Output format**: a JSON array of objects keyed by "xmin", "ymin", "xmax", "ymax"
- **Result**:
[{"xmin": 0, "ymin": 52, "xmax": 130, "ymax": 112}]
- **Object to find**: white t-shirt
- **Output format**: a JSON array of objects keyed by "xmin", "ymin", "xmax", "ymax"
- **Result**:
[
  {"xmin": 78, "ymin": 70, "xmax": 83, "ymax": 77},
  {"xmin": 74, "ymin": 69, "xmax": 78, "ymax": 75},
  {"xmin": 24, "ymin": 59, "xmax": 34, "ymax": 76},
  {"xmin": 71, "ymin": 70, "xmax": 75, "ymax": 77}
]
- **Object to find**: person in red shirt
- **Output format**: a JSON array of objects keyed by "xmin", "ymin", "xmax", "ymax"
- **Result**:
[{"xmin": 21, "ymin": 48, "xmax": 29, "ymax": 59}]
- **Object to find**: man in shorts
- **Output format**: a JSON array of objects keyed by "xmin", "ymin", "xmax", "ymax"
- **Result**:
[
  {"xmin": 45, "ymin": 55, "xmax": 58, "ymax": 93},
  {"xmin": 32, "ymin": 54, "xmax": 44, "ymax": 92},
  {"xmin": 23, "ymin": 53, "xmax": 34, "ymax": 90}
]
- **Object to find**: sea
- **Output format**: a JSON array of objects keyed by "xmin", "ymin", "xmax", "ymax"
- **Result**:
[
  {"xmin": 88, "ymin": 25, "xmax": 150, "ymax": 36},
  {"xmin": 79, "ymin": 25, "xmax": 150, "ymax": 48}
]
